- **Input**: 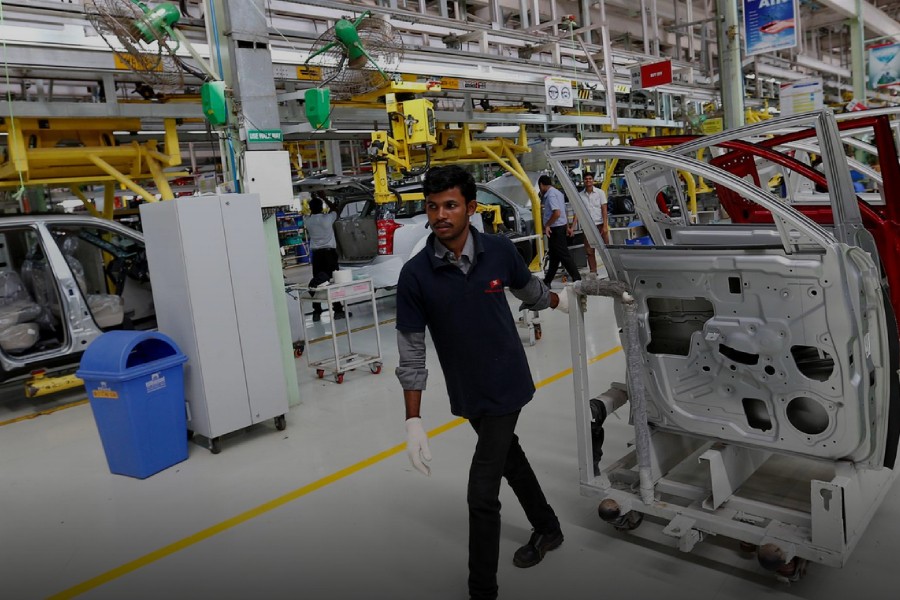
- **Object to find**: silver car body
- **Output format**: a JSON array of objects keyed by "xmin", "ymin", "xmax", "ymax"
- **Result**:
[
  {"xmin": 551, "ymin": 109, "xmax": 898, "ymax": 568},
  {"xmin": 0, "ymin": 214, "xmax": 152, "ymax": 382},
  {"xmin": 297, "ymin": 174, "xmax": 536, "ymax": 288}
]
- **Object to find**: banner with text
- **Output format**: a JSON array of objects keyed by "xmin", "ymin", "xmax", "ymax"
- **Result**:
[
  {"xmin": 743, "ymin": 0, "xmax": 799, "ymax": 57},
  {"xmin": 868, "ymin": 43, "xmax": 900, "ymax": 88},
  {"xmin": 778, "ymin": 79, "xmax": 823, "ymax": 116}
]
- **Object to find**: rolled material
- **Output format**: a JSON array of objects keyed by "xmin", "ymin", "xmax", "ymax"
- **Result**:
[{"xmin": 333, "ymin": 269, "xmax": 353, "ymax": 284}]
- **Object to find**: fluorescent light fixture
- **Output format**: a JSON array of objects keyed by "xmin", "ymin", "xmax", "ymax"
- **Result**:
[
  {"xmin": 550, "ymin": 137, "xmax": 579, "ymax": 147},
  {"xmin": 483, "ymin": 125, "xmax": 521, "ymax": 134},
  {"xmin": 550, "ymin": 137, "xmax": 614, "ymax": 148}
]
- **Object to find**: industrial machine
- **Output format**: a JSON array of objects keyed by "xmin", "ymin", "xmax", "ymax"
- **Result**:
[{"xmin": 553, "ymin": 110, "xmax": 900, "ymax": 581}]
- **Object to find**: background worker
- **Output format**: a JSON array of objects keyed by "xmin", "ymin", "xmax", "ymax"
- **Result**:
[
  {"xmin": 538, "ymin": 175, "xmax": 581, "ymax": 287},
  {"xmin": 571, "ymin": 172, "xmax": 608, "ymax": 274},
  {"xmin": 397, "ymin": 165, "xmax": 569, "ymax": 600},
  {"xmin": 305, "ymin": 191, "xmax": 345, "ymax": 320}
]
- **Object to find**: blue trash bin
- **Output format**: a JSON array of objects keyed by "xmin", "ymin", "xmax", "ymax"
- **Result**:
[{"xmin": 76, "ymin": 331, "xmax": 189, "ymax": 479}]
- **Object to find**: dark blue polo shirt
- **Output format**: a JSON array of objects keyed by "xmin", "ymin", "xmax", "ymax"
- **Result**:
[{"xmin": 396, "ymin": 228, "xmax": 536, "ymax": 418}]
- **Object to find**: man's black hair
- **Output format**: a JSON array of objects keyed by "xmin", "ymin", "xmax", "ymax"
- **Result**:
[
  {"xmin": 538, "ymin": 175, "xmax": 552, "ymax": 186},
  {"xmin": 424, "ymin": 165, "xmax": 477, "ymax": 202},
  {"xmin": 309, "ymin": 196, "xmax": 324, "ymax": 214}
]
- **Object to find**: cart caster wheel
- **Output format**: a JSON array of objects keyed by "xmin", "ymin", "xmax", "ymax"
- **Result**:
[
  {"xmin": 534, "ymin": 324, "xmax": 542, "ymax": 341},
  {"xmin": 294, "ymin": 348, "xmax": 303, "ymax": 358},
  {"xmin": 613, "ymin": 511, "xmax": 643, "ymax": 531},
  {"xmin": 370, "ymin": 363, "xmax": 382, "ymax": 374},
  {"xmin": 335, "ymin": 373, "xmax": 344, "ymax": 384},
  {"xmin": 275, "ymin": 414, "xmax": 286, "ymax": 431},
  {"xmin": 598, "ymin": 498, "xmax": 643, "ymax": 531},
  {"xmin": 317, "ymin": 369, "xmax": 325, "ymax": 379},
  {"xmin": 209, "ymin": 437, "xmax": 221, "ymax": 454},
  {"xmin": 187, "ymin": 429, "xmax": 195, "ymax": 440}
]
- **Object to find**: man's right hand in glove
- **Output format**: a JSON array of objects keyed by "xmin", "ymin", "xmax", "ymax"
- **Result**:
[
  {"xmin": 551, "ymin": 290, "xmax": 569, "ymax": 314},
  {"xmin": 405, "ymin": 417, "xmax": 432, "ymax": 476}
]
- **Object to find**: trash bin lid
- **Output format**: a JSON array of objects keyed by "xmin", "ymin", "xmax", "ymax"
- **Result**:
[{"xmin": 76, "ymin": 330, "xmax": 188, "ymax": 382}]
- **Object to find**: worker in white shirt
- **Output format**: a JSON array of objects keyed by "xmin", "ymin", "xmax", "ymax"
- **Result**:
[{"xmin": 572, "ymin": 172, "xmax": 608, "ymax": 274}]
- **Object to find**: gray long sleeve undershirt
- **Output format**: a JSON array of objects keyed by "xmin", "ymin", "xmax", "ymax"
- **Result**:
[{"xmin": 395, "ymin": 274, "xmax": 553, "ymax": 391}]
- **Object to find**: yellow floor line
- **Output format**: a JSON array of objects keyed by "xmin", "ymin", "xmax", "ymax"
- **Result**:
[
  {"xmin": 0, "ymin": 398, "xmax": 89, "ymax": 428},
  {"xmin": 49, "ymin": 345, "xmax": 622, "ymax": 599}
]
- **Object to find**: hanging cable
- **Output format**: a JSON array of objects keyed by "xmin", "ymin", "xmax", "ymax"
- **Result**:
[{"xmin": 0, "ymin": 0, "xmax": 29, "ymax": 207}]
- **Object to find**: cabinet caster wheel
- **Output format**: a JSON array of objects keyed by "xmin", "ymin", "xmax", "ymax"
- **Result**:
[
  {"xmin": 370, "ymin": 363, "xmax": 382, "ymax": 374},
  {"xmin": 275, "ymin": 414, "xmax": 286, "ymax": 431},
  {"xmin": 294, "ymin": 348, "xmax": 303, "ymax": 358},
  {"xmin": 534, "ymin": 324, "xmax": 542, "ymax": 341},
  {"xmin": 335, "ymin": 373, "xmax": 344, "ymax": 384},
  {"xmin": 209, "ymin": 437, "xmax": 221, "ymax": 454},
  {"xmin": 316, "ymin": 369, "xmax": 325, "ymax": 379}
]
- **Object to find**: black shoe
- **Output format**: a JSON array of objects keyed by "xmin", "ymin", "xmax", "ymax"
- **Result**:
[
  {"xmin": 512, "ymin": 529, "xmax": 563, "ymax": 568},
  {"xmin": 311, "ymin": 311, "xmax": 322, "ymax": 322},
  {"xmin": 333, "ymin": 311, "xmax": 352, "ymax": 320}
]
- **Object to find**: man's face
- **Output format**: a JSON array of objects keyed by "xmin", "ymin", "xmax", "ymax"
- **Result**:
[
  {"xmin": 584, "ymin": 175, "xmax": 594, "ymax": 191},
  {"xmin": 426, "ymin": 186, "xmax": 476, "ymax": 245}
]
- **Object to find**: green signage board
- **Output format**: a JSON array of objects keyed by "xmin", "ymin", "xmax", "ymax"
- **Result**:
[{"xmin": 248, "ymin": 129, "xmax": 283, "ymax": 143}]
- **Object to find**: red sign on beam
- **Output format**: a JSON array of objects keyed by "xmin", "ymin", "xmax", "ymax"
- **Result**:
[{"xmin": 630, "ymin": 60, "xmax": 673, "ymax": 90}]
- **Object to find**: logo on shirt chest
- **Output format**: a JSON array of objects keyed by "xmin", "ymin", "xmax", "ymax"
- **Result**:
[{"xmin": 484, "ymin": 278, "xmax": 504, "ymax": 294}]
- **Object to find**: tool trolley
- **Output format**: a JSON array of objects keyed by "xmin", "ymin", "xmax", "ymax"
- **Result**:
[{"xmin": 289, "ymin": 277, "xmax": 383, "ymax": 384}]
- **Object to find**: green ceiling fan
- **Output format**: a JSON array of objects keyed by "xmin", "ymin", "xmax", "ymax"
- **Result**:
[{"xmin": 85, "ymin": 0, "xmax": 226, "ymax": 124}]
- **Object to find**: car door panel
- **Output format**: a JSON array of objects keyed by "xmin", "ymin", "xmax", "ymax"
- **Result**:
[{"xmin": 549, "ymin": 134, "xmax": 892, "ymax": 469}]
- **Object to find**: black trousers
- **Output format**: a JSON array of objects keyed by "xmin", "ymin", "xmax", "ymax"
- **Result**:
[
  {"xmin": 543, "ymin": 225, "xmax": 581, "ymax": 286},
  {"xmin": 467, "ymin": 410, "xmax": 560, "ymax": 600},
  {"xmin": 310, "ymin": 247, "xmax": 340, "ymax": 312}
]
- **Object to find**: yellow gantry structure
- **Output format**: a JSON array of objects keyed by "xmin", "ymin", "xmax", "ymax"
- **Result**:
[
  {"xmin": 362, "ymin": 82, "xmax": 545, "ymax": 260},
  {"xmin": 0, "ymin": 117, "xmax": 184, "ymax": 217}
]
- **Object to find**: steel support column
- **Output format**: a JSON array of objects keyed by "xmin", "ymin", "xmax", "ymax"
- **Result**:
[
  {"xmin": 204, "ymin": 0, "xmax": 300, "ymax": 407},
  {"xmin": 715, "ymin": 0, "xmax": 744, "ymax": 129},
  {"xmin": 850, "ymin": 0, "xmax": 866, "ymax": 103}
]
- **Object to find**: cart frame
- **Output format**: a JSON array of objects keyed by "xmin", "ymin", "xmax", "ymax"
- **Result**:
[{"xmin": 289, "ymin": 278, "xmax": 383, "ymax": 384}]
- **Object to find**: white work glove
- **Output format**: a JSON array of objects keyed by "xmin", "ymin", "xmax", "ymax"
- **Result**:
[
  {"xmin": 405, "ymin": 417, "xmax": 432, "ymax": 476},
  {"xmin": 553, "ymin": 290, "xmax": 569, "ymax": 314}
]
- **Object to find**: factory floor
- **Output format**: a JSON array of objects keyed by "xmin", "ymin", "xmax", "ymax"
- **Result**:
[{"xmin": 1, "ymin": 264, "xmax": 899, "ymax": 600}]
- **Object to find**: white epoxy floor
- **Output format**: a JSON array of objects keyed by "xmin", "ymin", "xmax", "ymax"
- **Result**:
[{"xmin": 1, "ymin": 266, "xmax": 899, "ymax": 600}]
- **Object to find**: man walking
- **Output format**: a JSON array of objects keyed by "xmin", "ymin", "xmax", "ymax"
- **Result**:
[
  {"xmin": 538, "ymin": 175, "xmax": 581, "ymax": 286},
  {"xmin": 572, "ymin": 172, "xmax": 608, "ymax": 274},
  {"xmin": 396, "ymin": 165, "xmax": 568, "ymax": 600}
]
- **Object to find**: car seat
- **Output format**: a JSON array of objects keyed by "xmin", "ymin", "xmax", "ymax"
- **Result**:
[
  {"xmin": 58, "ymin": 237, "xmax": 125, "ymax": 329},
  {"xmin": 0, "ymin": 270, "xmax": 41, "ymax": 353}
]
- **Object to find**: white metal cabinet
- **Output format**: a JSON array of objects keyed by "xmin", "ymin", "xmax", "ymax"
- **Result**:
[{"xmin": 140, "ymin": 194, "xmax": 288, "ymax": 452}]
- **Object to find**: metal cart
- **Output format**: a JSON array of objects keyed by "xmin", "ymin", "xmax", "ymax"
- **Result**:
[{"xmin": 290, "ymin": 277, "xmax": 383, "ymax": 384}]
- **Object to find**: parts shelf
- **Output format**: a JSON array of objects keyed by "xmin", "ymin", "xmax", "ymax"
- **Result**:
[{"xmin": 288, "ymin": 277, "xmax": 383, "ymax": 384}]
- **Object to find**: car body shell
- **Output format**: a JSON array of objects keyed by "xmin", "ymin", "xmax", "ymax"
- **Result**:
[
  {"xmin": 0, "ymin": 214, "xmax": 152, "ymax": 384},
  {"xmin": 295, "ymin": 173, "xmax": 538, "ymax": 288},
  {"xmin": 549, "ymin": 109, "xmax": 899, "ymax": 470}
]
